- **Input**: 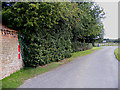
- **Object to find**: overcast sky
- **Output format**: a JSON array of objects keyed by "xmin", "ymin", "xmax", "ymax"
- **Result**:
[{"xmin": 95, "ymin": 0, "xmax": 118, "ymax": 39}]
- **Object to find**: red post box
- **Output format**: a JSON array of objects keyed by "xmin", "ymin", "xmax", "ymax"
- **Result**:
[
  {"xmin": 18, "ymin": 44, "xmax": 21, "ymax": 59},
  {"xmin": 18, "ymin": 45, "xmax": 20, "ymax": 52},
  {"xmin": 18, "ymin": 52, "xmax": 21, "ymax": 59}
]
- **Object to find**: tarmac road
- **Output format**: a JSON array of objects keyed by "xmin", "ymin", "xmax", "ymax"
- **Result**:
[{"xmin": 19, "ymin": 46, "xmax": 118, "ymax": 88}]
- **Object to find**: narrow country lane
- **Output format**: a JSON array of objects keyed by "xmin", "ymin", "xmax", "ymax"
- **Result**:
[{"xmin": 19, "ymin": 46, "xmax": 118, "ymax": 88}]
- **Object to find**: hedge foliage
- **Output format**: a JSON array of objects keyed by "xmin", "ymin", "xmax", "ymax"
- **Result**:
[
  {"xmin": 2, "ymin": 2, "xmax": 105, "ymax": 67},
  {"xmin": 72, "ymin": 42, "xmax": 93, "ymax": 52}
]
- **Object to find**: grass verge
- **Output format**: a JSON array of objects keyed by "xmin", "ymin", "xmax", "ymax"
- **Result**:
[
  {"xmin": 1, "ymin": 47, "xmax": 102, "ymax": 88},
  {"xmin": 114, "ymin": 48, "xmax": 120, "ymax": 61}
]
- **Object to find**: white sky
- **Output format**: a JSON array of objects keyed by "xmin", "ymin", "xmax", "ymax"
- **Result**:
[{"xmin": 95, "ymin": 0, "xmax": 119, "ymax": 39}]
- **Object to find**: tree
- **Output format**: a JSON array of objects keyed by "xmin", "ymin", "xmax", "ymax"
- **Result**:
[
  {"xmin": 71, "ymin": 2, "xmax": 105, "ymax": 46},
  {"xmin": 2, "ymin": 2, "xmax": 105, "ymax": 67}
]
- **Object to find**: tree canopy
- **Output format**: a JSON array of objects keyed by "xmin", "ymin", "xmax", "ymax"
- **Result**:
[{"xmin": 2, "ymin": 2, "xmax": 105, "ymax": 67}]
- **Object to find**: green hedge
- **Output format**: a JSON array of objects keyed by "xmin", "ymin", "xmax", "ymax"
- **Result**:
[
  {"xmin": 2, "ymin": 2, "xmax": 104, "ymax": 67},
  {"xmin": 71, "ymin": 42, "xmax": 93, "ymax": 52},
  {"xmin": 19, "ymin": 31, "xmax": 73, "ymax": 67}
]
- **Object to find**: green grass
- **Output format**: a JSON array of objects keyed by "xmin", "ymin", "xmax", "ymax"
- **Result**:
[
  {"xmin": 67, "ymin": 47, "xmax": 103, "ymax": 62},
  {"xmin": 1, "ymin": 47, "xmax": 102, "ymax": 88},
  {"xmin": 114, "ymin": 48, "xmax": 120, "ymax": 61}
]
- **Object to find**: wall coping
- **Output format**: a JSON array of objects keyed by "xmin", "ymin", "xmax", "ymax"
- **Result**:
[{"xmin": 0, "ymin": 24, "xmax": 18, "ymax": 32}]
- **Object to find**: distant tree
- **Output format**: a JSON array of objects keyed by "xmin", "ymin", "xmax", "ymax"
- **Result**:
[{"xmin": 71, "ymin": 2, "xmax": 105, "ymax": 46}]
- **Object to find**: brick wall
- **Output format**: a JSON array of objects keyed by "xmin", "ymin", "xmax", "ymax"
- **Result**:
[{"xmin": 0, "ymin": 25, "xmax": 23, "ymax": 80}]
